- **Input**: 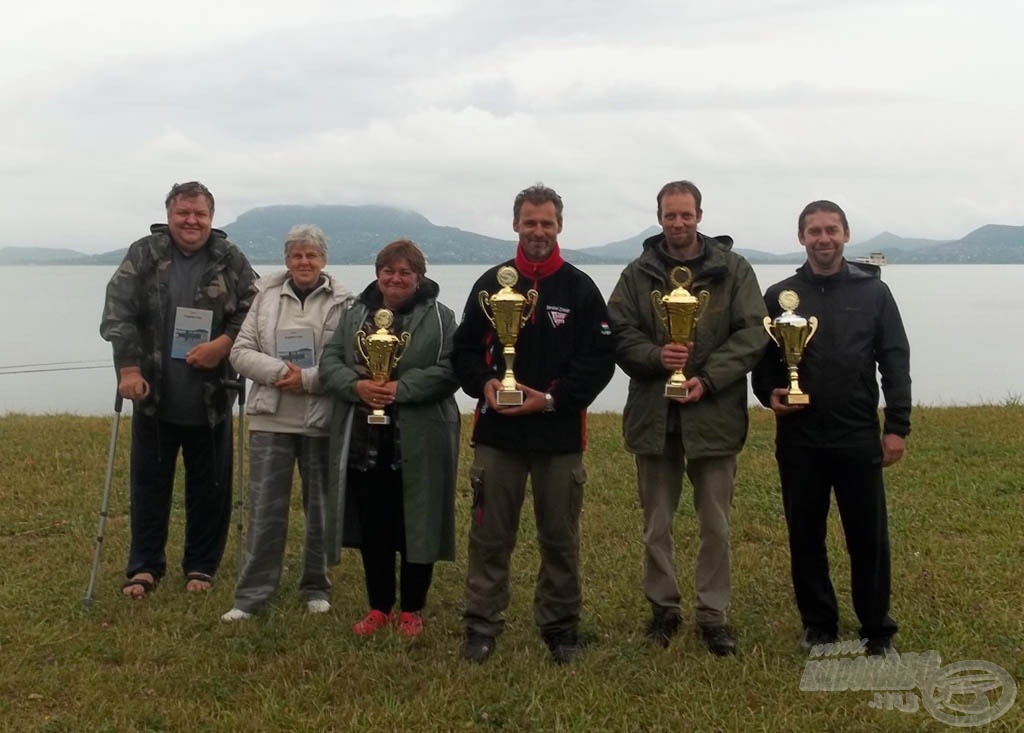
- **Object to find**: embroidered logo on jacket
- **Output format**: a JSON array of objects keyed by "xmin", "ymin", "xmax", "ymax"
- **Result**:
[{"xmin": 547, "ymin": 305, "xmax": 570, "ymax": 328}]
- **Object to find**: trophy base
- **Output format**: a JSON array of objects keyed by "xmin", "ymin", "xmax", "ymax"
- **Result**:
[
  {"xmin": 784, "ymin": 392, "xmax": 810, "ymax": 406},
  {"xmin": 664, "ymin": 384, "xmax": 689, "ymax": 399},
  {"xmin": 367, "ymin": 413, "xmax": 391, "ymax": 425},
  {"xmin": 496, "ymin": 389, "xmax": 524, "ymax": 406}
]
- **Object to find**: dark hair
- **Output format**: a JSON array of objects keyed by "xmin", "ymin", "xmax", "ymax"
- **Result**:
[
  {"xmin": 376, "ymin": 238, "xmax": 426, "ymax": 277},
  {"xmin": 165, "ymin": 181, "xmax": 215, "ymax": 214},
  {"xmin": 656, "ymin": 180, "xmax": 702, "ymax": 217},
  {"xmin": 513, "ymin": 183, "xmax": 564, "ymax": 226},
  {"xmin": 798, "ymin": 200, "xmax": 849, "ymax": 236}
]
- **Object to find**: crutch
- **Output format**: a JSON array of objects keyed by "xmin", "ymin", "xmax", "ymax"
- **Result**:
[
  {"xmin": 222, "ymin": 378, "xmax": 247, "ymax": 575},
  {"xmin": 83, "ymin": 392, "xmax": 124, "ymax": 608}
]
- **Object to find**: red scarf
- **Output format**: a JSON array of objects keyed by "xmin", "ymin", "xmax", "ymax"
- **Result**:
[{"xmin": 514, "ymin": 242, "xmax": 564, "ymax": 284}]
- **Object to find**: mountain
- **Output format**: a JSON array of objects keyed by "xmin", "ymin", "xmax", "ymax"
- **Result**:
[
  {"xmin": 224, "ymin": 204, "xmax": 515, "ymax": 265},
  {"xmin": 897, "ymin": 224, "xmax": 1024, "ymax": 264},
  {"xmin": 222, "ymin": 204, "xmax": 606, "ymax": 265},
  {"xmin": 0, "ymin": 246, "xmax": 91, "ymax": 264},
  {"xmin": 575, "ymin": 227, "xmax": 661, "ymax": 260},
  {"xmin": 2, "ymin": 207, "xmax": 1021, "ymax": 265}
]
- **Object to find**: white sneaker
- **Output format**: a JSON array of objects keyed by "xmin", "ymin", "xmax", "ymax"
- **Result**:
[
  {"xmin": 220, "ymin": 607, "xmax": 253, "ymax": 622},
  {"xmin": 306, "ymin": 599, "xmax": 331, "ymax": 615}
]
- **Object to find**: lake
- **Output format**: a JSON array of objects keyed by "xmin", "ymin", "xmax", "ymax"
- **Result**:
[{"xmin": 2, "ymin": 264, "xmax": 1022, "ymax": 416}]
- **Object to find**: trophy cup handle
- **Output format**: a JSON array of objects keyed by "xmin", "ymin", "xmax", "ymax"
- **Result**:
[
  {"xmin": 694, "ymin": 290, "xmax": 711, "ymax": 322},
  {"xmin": 650, "ymin": 291, "xmax": 667, "ymax": 331},
  {"xmin": 355, "ymin": 330, "xmax": 370, "ymax": 364},
  {"xmin": 392, "ymin": 332, "xmax": 411, "ymax": 366},
  {"xmin": 478, "ymin": 291, "xmax": 496, "ymax": 329},
  {"xmin": 520, "ymin": 289, "xmax": 539, "ymax": 326},
  {"xmin": 763, "ymin": 316, "xmax": 779, "ymax": 347},
  {"xmin": 806, "ymin": 316, "xmax": 819, "ymax": 345}
]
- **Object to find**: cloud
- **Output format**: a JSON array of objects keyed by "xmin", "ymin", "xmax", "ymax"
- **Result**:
[{"xmin": 0, "ymin": 0, "xmax": 1021, "ymax": 252}]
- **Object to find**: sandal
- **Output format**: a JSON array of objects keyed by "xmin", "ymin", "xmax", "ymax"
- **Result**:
[
  {"xmin": 122, "ymin": 574, "xmax": 156, "ymax": 600},
  {"xmin": 184, "ymin": 571, "xmax": 214, "ymax": 592}
]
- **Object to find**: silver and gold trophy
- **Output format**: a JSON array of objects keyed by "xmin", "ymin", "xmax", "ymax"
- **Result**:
[
  {"xmin": 478, "ymin": 265, "xmax": 538, "ymax": 406},
  {"xmin": 763, "ymin": 290, "xmax": 818, "ymax": 406},
  {"xmin": 356, "ymin": 308, "xmax": 410, "ymax": 424},
  {"xmin": 651, "ymin": 266, "xmax": 710, "ymax": 398}
]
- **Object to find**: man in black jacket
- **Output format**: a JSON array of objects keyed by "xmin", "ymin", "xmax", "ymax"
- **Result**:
[
  {"xmin": 752, "ymin": 200, "xmax": 911, "ymax": 655},
  {"xmin": 453, "ymin": 184, "xmax": 615, "ymax": 664}
]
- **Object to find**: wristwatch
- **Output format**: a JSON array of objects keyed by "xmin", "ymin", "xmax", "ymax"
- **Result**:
[{"xmin": 543, "ymin": 393, "xmax": 555, "ymax": 413}]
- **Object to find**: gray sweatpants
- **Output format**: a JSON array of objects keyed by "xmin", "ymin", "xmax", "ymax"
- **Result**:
[{"xmin": 232, "ymin": 431, "xmax": 331, "ymax": 613}]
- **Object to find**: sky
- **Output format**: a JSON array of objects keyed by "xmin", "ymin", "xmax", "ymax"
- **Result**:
[{"xmin": 3, "ymin": 0, "xmax": 1022, "ymax": 254}]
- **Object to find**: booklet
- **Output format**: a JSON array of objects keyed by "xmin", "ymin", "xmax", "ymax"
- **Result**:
[
  {"xmin": 277, "ymin": 328, "xmax": 316, "ymax": 368},
  {"xmin": 171, "ymin": 307, "xmax": 213, "ymax": 359}
]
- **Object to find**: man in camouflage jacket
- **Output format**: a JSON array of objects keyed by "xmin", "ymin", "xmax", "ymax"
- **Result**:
[{"xmin": 100, "ymin": 181, "xmax": 257, "ymax": 599}]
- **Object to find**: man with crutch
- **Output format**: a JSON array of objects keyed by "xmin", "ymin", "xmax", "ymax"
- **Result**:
[{"xmin": 99, "ymin": 181, "xmax": 257, "ymax": 599}]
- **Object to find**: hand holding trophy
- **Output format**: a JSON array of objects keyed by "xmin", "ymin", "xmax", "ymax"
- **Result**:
[
  {"xmin": 356, "ymin": 308, "xmax": 411, "ymax": 424},
  {"xmin": 651, "ymin": 266, "xmax": 711, "ymax": 398},
  {"xmin": 478, "ymin": 265, "xmax": 539, "ymax": 406},
  {"xmin": 763, "ymin": 289, "xmax": 818, "ymax": 406}
]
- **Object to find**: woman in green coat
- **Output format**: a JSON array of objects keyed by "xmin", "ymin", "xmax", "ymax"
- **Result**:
[{"xmin": 319, "ymin": 239, "xmax": 460, "ymax": 638}]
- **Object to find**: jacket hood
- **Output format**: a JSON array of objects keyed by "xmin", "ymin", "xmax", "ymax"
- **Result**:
[
  {"xmin": 796, "ymin": 259, "xmax": 881, "ymax": 283},
  {"xmin": 356, "ymin": 275, "xmax": 441, "ymax": 312},
  {"xmin": 641, "ymin": 231, "xmax": 734, "ymax": 253}
]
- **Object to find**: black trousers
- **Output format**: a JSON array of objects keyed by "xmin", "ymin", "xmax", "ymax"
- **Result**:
[
  {"xmin": 776, "ymin": 443, "xmax": 898, "ymax": 641},
  {"xmin": 349, "ymin": 464, "xmax": 433, "ymax": 613},
  {"xmin": 127, "ymin": 413, "xmax": 232, "ymax": 581}
]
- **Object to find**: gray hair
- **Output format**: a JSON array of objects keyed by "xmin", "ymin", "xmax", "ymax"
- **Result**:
[{"xmin": 283, "ymin": 224, "xmax": 328, "ymax": 258}]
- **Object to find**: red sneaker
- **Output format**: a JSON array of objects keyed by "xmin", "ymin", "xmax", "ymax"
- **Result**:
[
  {"xmin": 353, "ymin": 609, "xmax": 392, "ymax": 636},
  {"xmin": 396, "ymin": 611, "xmax": 424, "ymax": 638}
]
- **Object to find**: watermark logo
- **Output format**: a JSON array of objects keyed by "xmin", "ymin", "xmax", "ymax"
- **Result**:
[{"xmin": 800, "ymin": 641, "xmax": 1016, "ymax": 727}]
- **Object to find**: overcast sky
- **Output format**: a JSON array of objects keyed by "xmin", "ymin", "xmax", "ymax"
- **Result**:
[{"xmin": 3, "ymin": 0, "xmax": 1021, "ymax": 254}]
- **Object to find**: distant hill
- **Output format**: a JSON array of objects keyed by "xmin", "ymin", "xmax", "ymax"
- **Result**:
[
  {"xmin": 224, "ymin": 205, "xmax": 520, "ymax": 265},
  {"xmin": 2, "ymin": 206, "xmax": 1021, "ymax": 265}
]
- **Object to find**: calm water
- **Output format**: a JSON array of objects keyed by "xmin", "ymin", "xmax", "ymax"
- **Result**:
[{"xmin": 2, "ymin": 264, "xmax": 1022, "ymax": 415}]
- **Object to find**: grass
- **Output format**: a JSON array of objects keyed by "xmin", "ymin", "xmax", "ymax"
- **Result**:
[{"xmin": 0, "ymin": 406, "xmax": 1022, "ymax": 732}]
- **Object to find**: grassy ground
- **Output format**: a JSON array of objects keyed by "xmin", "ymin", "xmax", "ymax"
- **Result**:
[{"xmin": 0, "ymin": 406, "xmax": 1021, "ymax": 732}]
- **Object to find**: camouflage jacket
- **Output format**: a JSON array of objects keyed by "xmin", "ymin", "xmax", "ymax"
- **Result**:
[{"xmin": 99, "ymin": 224, "xmax": 258, "ymax": 424}]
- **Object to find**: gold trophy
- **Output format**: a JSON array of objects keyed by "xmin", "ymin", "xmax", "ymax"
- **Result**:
[
  {"xmin": 478, "ymin": 265, "xmax": 539, "ymax": 406},
  {"xmin": 356, "ymin": 308, "xmax": 410, "ymax": 425},
  {"xmin": 652, "ymin": 266, "xmax": 710, "ymax": 398},
  {"xmin": 763, "ymin": 290, "xmax": 818, "ymax": 406}
]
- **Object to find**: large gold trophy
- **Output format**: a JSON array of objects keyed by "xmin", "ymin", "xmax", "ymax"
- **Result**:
[
  {"xmin": 763, "ymin": 290, "xmax": 818, "ymax": 406},
  {"xmin": 478, "ymin": 265, "xmax": 539, "ymax": 406},
  {"xmin": 652, "ymin": 266, "xmax": 710, "ymax": 398},
  {"xmin": 356, "ymin": 308, "xmax": 410, "ymax": 425}
]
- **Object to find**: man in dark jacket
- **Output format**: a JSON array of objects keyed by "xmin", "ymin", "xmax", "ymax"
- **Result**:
[
  {"xmin": 100, "ymin": 181, "xmax": 257, "ymax": 599},
  {"xmin": 453, "ymin": 184, "xmax": 615, "ymax": 664},
  {"xmin": 607, "ymin": 180, "xmax": 768, "ymax": 655},
  {"xmin": 752, "ymin": 200, "xmax": 910, "ymax": 655}
]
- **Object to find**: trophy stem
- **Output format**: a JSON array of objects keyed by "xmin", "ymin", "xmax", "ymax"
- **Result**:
[
  {"xmin": 497, "ymin": 346, "xmax": 524, "ymax": 406},
  {"xmin": 664, "ymin": 370, "xmax": 689, "ymax": 399},
  {"xmin": 785, "ymin": 366, "xmax": 810, "ymax": 406}
]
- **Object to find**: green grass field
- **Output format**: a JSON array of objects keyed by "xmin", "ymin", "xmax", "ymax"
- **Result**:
[{"xmin": 0, "ymin": 407, "xmax": 1021, "ymax": 732}]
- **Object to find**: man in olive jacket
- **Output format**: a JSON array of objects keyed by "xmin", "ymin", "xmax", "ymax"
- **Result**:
[{"xmin": 607, "ymin": 180, "xmax": 767, "ymax": 655}]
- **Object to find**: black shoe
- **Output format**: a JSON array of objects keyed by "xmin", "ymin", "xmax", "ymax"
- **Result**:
[
  {"xmin": 800, "ymin": 628, "xmax": 839, "ymax": 650},
  {"xmin": 542, "ymin": 629, "xmax": 582, "ymax": 664},
  {"xmin": 645, "ymin": 609, "xmax": 681, "ymax": 648},
  {"xmin": 699, "ymin": 624, "xmax": 737, "ymax": 656},
  {"xmin": 866, "ymin": 637, "xmax": 896, "ymax": 656},
  {"xmin": 463, "ymin": 631, "xmax": 496, "ymax": 663}
]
